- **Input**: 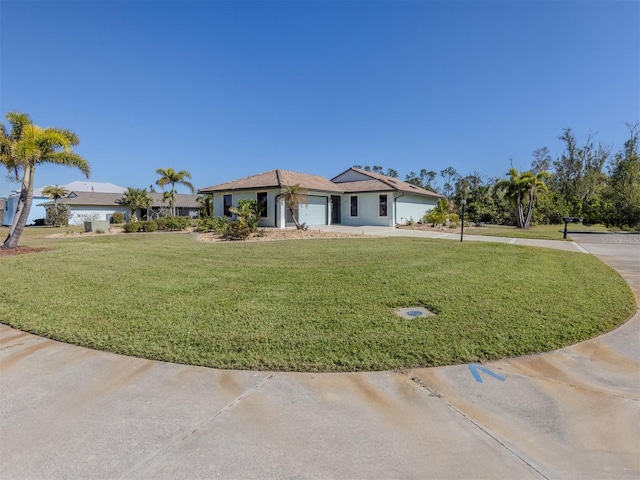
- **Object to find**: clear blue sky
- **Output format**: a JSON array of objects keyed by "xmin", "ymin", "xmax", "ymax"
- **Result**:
[{"xmin": 1, "ymin": 0, "xmax": 638, "ymax": 195}]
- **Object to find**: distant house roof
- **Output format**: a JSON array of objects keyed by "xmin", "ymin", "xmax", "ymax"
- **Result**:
[
  {"xmin": 38, "ymin": 192, "xmax": 199, "ymax": 208},
  {"xmin": 199, "ymin": 169, "xmax": 344, "ymax": 194},
  {"xmin": 33, "ymin": 181, "xmax": 127, "ymax": 196},
  {"xmin": 332, "ymin": 168, "xmax": 440, "ymax": 198}
]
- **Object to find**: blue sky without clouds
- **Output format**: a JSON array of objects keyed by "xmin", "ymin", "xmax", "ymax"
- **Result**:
[{"xmin": 1, "ymin": 0, "xmax": 638, "ymax": 195}]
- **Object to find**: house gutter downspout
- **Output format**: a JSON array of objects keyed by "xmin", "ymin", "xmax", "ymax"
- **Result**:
[{"xmin": 393, "ymin": 192, "xmax": 404, "ymax": 227}]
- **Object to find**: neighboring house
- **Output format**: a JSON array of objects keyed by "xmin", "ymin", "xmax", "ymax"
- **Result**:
[
  {"xmin": 38, "ymin": 192, "xmax": 200, "ymax": 225},
  {"xmin": 198, "ymin": 167, "xmax": 440, "ymax": 228},
  {"xmin": 1, "ymin": 181, "xmax": 127, "ymax": 227}
]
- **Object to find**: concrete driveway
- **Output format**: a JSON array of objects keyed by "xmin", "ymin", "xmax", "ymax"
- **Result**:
[{"xmin": 1, "ymin": 232, "xmax": 638, "ymax": 479}]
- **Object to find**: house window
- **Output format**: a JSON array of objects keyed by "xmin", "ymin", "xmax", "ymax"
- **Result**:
[
  {"xmin": 379, "ymin": 194, "xmax": 388, "ymax": 216},
  {"xmin": 223, "ymin": 194, "xmax": 233, "ymax": 217},
  {"xmin": 257, "ymin": 192, "xmax": 268, "ymax": 218},
  {"xmin": 350, "ymin": 196, "xmax": 358, "ymax": 217}
]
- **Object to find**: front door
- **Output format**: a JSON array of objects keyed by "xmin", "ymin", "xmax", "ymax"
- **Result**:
[{"xmin": 331, "ymin": 196, "xmax": 341, "ymax": 224}]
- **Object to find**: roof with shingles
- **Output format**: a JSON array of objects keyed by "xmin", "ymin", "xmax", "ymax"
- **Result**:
[
  {"xmin": 199, "ymin": 169, "xmax": 344, "ymax": 193},
  {"xmin": 332, "ymin": 168, "xmax": 441, "ymax": 197},
  {"xmin": 199, "ymin": 167, "xmax": 441, "ymax": 198},
  {"xmin": 37, "ymin": 192, "xmax": 199, "ymax": 208}
]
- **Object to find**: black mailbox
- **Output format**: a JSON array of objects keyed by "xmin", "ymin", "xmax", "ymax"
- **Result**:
[{"xmin": 562, "ymin": 217, "xmax": 582, "ymax": 239}]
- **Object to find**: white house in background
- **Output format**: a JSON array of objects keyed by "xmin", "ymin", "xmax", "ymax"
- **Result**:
[
  {"xmin": 1, "ymin": 181, "xmax": 126, "ymax": 227},
  {"xmin": 38, "ymin": 192, "xmax": 200, "ymax": 225},
  {"xmin": 198, "ymin": 167, "xmax": 441, "ymax": 228}
]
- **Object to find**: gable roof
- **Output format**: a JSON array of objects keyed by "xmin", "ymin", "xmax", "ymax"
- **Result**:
[
  {"xmin": 331, "ymin": 167, "xmax": 441, "ymax": 198},
  {"xmin": 38, "ymin": 192, "xmax": 199, "ymax": 208},
  {"xmin": 199, "ymin": 169, "xmax": 343, "ymax": 194}
]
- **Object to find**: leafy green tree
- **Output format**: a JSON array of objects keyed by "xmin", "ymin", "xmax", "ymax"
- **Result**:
[
  {"xmin": 495, "ymin": 167, "xmax": 526, "ymax": 228},
  {"xmin": 601, "ymin": 123, "xmax": 640, "ymax": 228},
  {"xmin": 1, "ymin": 112, "xmax": 89, "ymax": 249},
  {"xmin": 281, "ymin": 184, "xmax": 308, "ymax": 230},
  {"xmin": 120, "ymin": 187, "xmax": 152, "ymax": 220},
  {"xmin": 155, "ymin": 167, "xmax": 195, "ymax": 215}
]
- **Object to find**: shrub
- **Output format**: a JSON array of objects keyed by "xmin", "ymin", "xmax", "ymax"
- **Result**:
[
  {"xmin": 195, "ymin": 216, "xmax": 228, "ymax": 234},
  {"xmin": 111, "ymin": 212, "xmax": 125, "ymax": 224},
  {"xmin": 158, "ymin": 215, "xmax": 190, "ymax": 231},
  {"xmin": 140, "ymin": 220, "xmax": 158, "ymax": 232},
  {"xmin": 33, "ymin": 218, "xmax": 46, "ymax": 226},
  {"xmin": 95, "ymin": 229, "xmax": 105, "ymax": 234},
  {"xmin": 123, "ymin": 221, "xmax": 141, "ymax": 233},
  {"xmin": 46, "ymin": 204, "xmax": 71, "ymax": 227},
  {"xmin": 222, "ymin": 220, "xmax": 251, "ymax": 241},
  {"xmin": 405, "ymin": 217, "xmax": 415, "ymax": 226}
]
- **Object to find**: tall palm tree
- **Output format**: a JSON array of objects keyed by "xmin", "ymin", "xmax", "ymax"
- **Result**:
[
  {"xmin": 42, "ymin": 185, "xmax": 69, "ymax": 208},
  {"xmin": 155, "ymin": 168, "xmax": 195, "ymax": 216},
  {"xmin": 495, "ymin": 168, "xmax": 549, "ymax": 228},
  {"xmin": 520, "ymin": 171, "xmax": 550, "ymax": 228},
  {"xmin": 120, "ymin": 187, "xmax": 152, "ymax": 220},
  {"xmin": 1, "ymin": 112, "xmax": 89, "ymax": 249},
  {"xmin": 495, "ymin": 167, "xmax": 526, "ymax": 228},
  {"xmin": 281, "ymin": 184, "xmax": 308, "ymax": 230}
]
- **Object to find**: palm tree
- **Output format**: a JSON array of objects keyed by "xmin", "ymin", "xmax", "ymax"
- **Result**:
[
  {"xmin": 495, "ymin": 167, "xmax": 526, "ymax": 228},
  {"xmin": 155, "ymin": 168, "xmax": 195, "ymax": 216},
  {"xmin": 42, "ymin": 185, "xmax": 69, "ymax": 208},
  {"xmin": 196, "ymin": 193, "xmax": 213, "ymax": 218},
  {"xmin": 520, "ymin": 171, "xmax": 550, "ymax": 228},
  {"xmin": 120, "ymin": 187, "xmax": 152, "ymax": 220},
  {"xmin": 495, "ymin": 167, "xmax": 549, "ymax": 228},
  {"xmin": 1, "ymin": 112, "xmax": 89, "ymax": 249},
  {"xmin": 281, "ymin": 184, "xmax": 308, "ymax": 230}
]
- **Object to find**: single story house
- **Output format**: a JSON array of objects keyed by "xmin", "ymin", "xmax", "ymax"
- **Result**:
[
  {"xmin": 198, "ymin": 167, "xmax": 440, "ymax": 228},
  {"xmin": 1, "ymin": 181, "xmax": 127, "ymax": 227},
  {"xmin": 38, "ymin": 192, "xmax": 200, "ymax": 225}
]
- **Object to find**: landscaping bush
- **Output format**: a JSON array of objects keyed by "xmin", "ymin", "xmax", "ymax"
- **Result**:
[
  {"xmin": 33, "ymin": 218, "xmax": 46, "ymax": 226},
  {"xmin": 140, "ymin": 220, "xmax": 158, "ymax": 232},
  {"xmin": 157, "ymin": 215, "xmax": 190, "ymax": 231},
  {"xmin": 111, "ymin": 212, "xmax": 125, "ymax": 224},
  {"xmin": 123, "ymin": 221, "xmax": 141, "ymax": 233},
  {"xmin": 222, "ymin": 220, "xmax": 251, "ymax": 240},
  {"xmin": 195, "ymin": 216, "xmax": 228, "ymax": 233}
]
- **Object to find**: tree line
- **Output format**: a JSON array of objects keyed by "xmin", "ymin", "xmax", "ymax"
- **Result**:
[{"xmin": 355, "ymin": 123, "xmax": 639, "ymax": 229}]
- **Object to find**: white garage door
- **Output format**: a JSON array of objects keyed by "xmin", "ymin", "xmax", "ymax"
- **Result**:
[{"xmin": 298, "ymin": 196, "xmax": 327, "ymax": 226}]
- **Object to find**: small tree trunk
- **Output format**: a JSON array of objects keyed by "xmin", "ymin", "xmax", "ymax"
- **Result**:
[
  {"xmin": 4, "ymin": 166, "xmax": 34, "ymax": 249},
  {"xmin": 289, "ymin": 206, "xmax": 302, "ymax": 230}
]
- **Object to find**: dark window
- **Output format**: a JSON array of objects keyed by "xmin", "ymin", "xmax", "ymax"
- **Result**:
[
  {"xmin": 379, "ymin": 194, "xmax": 388, "ymax": 216},
  {"xmin": 223, "ymin": 194, "xmax": 233, "ymax": 217},
  {"xmin": 257, "ymin": 192, "xmax": 268, "ymax": 218},
  {"xmin": 350, "ymin": 196, "xmax": 358, "ymax": 217}
]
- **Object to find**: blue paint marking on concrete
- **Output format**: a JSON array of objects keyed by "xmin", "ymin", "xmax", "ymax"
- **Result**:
[
  {"xmin": 407, "ymin": 310, "xmax": 424, "ymax": 317},
  {"xmin": 468, "ymin": 364, "xmax": 506, "ymax": 383}
]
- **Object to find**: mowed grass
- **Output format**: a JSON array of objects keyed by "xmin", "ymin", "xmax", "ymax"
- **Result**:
[
  {"xmin": 463, "ymin": 223, "xmax": 609, "ymax": 241},
  {"xmin": 0, "ymin": 227, "xmax": 635, "ymax": 371}
]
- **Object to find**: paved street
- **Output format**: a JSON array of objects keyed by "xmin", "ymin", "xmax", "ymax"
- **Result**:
[{"xmin": 1, "ymin": 232, "xmax": 638, "ymax": 479}]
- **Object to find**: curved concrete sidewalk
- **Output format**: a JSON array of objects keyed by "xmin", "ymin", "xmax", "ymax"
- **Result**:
[{"xmin": 1, "ymin": 233, "xmax": 638, "ymax": 479}]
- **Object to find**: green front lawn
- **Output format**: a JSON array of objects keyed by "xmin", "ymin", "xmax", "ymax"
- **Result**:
[
  {"xmin": 0, "ymin": 227, "xmax": 635, "ymax": 371},
  {"xmin": 463, "ymin": 223, "xmax": 609, "ymax": 240}
]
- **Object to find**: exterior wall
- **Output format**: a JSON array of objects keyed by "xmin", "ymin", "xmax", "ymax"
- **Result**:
[
  {"xmin": 339, "ymin": 192, "xmax": 394, "ymax": 227},
  {"xmin": 395, "ymin": 194, "xmax": 437, "ymax": 225},
  {"xmin": 1, "ymin": 194, "xmax": 48, "ymax": 226},
  {"xmin": 66, "ymin": 206, "xmax": 131, "ymax": 225},
  {"xmin": 213, "ymin": 189, "xmax": 281, "ymax": 227}
]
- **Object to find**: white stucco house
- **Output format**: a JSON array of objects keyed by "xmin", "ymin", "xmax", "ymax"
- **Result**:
[
  {"xmin": 38, "ymin": 192, "xmax": 200, "ymax": 225},
  {"xmin": 198, "ymin": 167, "xmax": 441, "ymax": 228},
  {"xmin": 1, "ymin": 181, "xmax": 127, "ymax": 227}
]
